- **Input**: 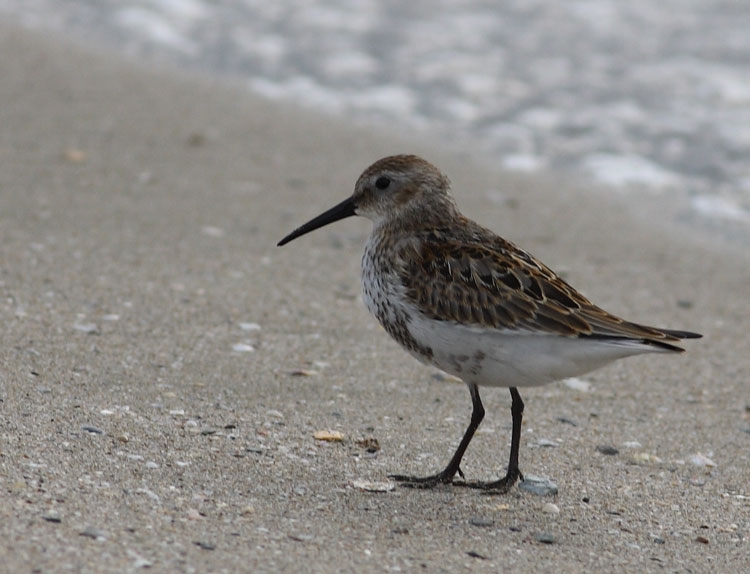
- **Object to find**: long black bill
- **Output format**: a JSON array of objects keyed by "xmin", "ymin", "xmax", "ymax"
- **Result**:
[{"xmin": 277, "ymin": 197, "xmax": 357, "ymax": 246}]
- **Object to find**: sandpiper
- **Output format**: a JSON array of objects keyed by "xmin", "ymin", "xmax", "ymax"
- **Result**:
[{"xmin": 278, "ymin": 155, "xmax": 701, "ymax": 492}]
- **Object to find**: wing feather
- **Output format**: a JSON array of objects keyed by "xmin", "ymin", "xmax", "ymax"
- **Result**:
[{"xmin": 396, "ymin": 230, "xmax": 699, "ymax": 347}]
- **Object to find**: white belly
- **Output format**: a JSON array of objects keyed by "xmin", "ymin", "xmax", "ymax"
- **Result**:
[{"xmin": 406, "ymin": 312, "xmax": 662, "ymax": 388}]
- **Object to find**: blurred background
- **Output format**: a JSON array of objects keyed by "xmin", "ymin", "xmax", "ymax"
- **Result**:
[{"xmin": 3, "ymin": 0, "xmax": 748, "ymax": 242}]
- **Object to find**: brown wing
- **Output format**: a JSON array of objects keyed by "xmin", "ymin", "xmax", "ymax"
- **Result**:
[{"xmin": 397, "ymin": 230, "xmax": 699, "ymax": 348}]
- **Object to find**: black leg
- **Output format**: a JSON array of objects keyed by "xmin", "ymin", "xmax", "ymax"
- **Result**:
[
  {"xmin": 458, "ymin": 387, "xmax": 525, "ymax": 493},
  {"xmin": 390, "ymin": 383, "xmax": 484, "ymax": 488}
]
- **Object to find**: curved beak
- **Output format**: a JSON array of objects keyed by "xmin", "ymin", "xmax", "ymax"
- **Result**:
[{"xmin": 277, "ymin": 196, "xmax": 357, "ymax": 246}]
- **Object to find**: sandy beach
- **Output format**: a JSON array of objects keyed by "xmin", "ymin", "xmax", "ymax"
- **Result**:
[{"xmin": 0, "ymin": 24, "xmax": 747, "ymax": 572}]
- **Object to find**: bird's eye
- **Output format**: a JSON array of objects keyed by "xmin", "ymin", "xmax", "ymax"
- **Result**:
[{"xmin": 375, "ymin": 176, "xmax": 391, "ymax": 190}]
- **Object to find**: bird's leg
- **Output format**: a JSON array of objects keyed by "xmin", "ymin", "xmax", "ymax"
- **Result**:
[
  {"xmin": 458, "ymin": 387, "xmax": 525, "ymax": 493},
  {"xmin": 390, "ymin": 383, "xmax": 484, "ymax": 488}
]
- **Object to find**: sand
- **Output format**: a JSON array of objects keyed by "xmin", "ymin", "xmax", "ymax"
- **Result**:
[{"xmin": 0, "ymin": 23, "xmax": 747, "ymax": 573}]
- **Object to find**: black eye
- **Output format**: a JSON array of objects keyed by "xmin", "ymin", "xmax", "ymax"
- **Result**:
[{"xmin": 375, "ymin": 176, "xmax": 391, "ymax": 190}]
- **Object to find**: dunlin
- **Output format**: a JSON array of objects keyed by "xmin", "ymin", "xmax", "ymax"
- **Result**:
[{"xmin": 278, "ymin": 155, "xmax": 701, "ymax": 492}]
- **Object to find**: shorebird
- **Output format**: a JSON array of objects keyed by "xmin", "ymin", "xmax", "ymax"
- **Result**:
[{"xmin": 278, "ymin": 154, "xmax": 701, "ymax": 492}]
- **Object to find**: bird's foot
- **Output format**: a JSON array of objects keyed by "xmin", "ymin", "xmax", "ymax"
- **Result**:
[
  {"xmin": 389, "ymin": 468, "xmax": 458, "ymax": 489},
  {"xmin": 454, "ymin": 468, "xmax": 524, "ymax": 495}
]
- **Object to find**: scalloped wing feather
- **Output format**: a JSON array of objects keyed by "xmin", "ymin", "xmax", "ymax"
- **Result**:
[{"xmin": 396, "ymin": 228, "xmax": 696, "ymax": 349}]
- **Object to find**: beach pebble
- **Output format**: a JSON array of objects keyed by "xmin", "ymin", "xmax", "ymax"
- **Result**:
[
  {"xmin": 82, "ymin": 425, "xmax": 104, "ymax": 435},
  {"xmin": 80, "ymin": 527, "xmax": 107, "ymax": 540},
  {"xmin": 534, "ymin": 531, "xmax": 556, "ymax": 544},
  {"xmin": 232, "ymin": 342, "xmax": 255, "ymax": 352},
  {"xmin": 695, "ymin": 535, "xmax": 709, "ymax": 544},
  {"xmin": 536, "ymin": 438, "xmax": 558, "ymax": 448},
  {"xmin": 519, "ymin": 475, "xmax": 558, "ymax": 496},
  {"xmin": 469, "ymin": 517, "xmax": 494, "ymax": 528},
  {"xmin": 563, "ymin": 378, "xmax": 591, "ymax": 392},
  {"xmin": 556, "ymin": 417, "xmax": 577, "ymax": 426},
  {"xmin": 596, "ymin": 444, "xmax": 619, "ymax": 456},
  {"xmin": 650, "ymin": 533, "xmax": 666, "ymax": 544},
  {"xmin": 289, "ymin": 369, "xmax": 318, "ymax": 377},
  {"xmin": 73, "ymin": 322, "xmax": 99, "ymax": 334},
  {"xmin": 632, "ymin": 452, "xmax": 661, "ymax": 464},
  {"xmin": 314, "ymin": 429, "xmax": 344, "ymax": 442},
  {"xmin": 689, "ymin": 453, "xmax": 716, "ymax": 467},
  {"xmin": 542, "ymin": 502, "xmax": 560, "ymax": 515}
]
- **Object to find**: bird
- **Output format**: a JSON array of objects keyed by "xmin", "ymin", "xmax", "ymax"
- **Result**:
[{"xmin": 277, "ymin": 154, "xmax": 701, "ymax": 492}]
